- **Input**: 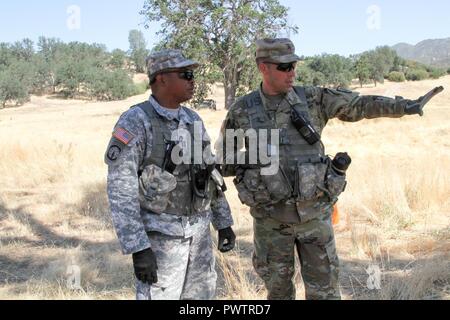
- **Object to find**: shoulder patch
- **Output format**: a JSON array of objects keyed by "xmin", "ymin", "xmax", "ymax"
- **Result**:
[
  {"xmin": 113, "ymin": 127, "xmax": 134, "ymax": 145},
  {"xmin": 106, "ymin": 145, "xmax": 123, "ymax": 162},
  {"xmin": 104, "ymin": 136, "xmax": 129, "ymax": 166}
]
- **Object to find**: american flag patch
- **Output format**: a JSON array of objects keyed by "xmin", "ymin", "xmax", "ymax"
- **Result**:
[{"xmin": 113, "ymin": 127, "xmax": 134, "ymax": 145}]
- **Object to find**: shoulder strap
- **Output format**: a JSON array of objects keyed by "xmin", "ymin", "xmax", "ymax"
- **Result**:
[
  {"xmin": 292, "ymin": 86, "xmax": 325, "ymax": 153},
  {"xmin": 136, "ymin": 101, "xmax": 167, "ymax": 173},
  {"xmin": 293, "ymin": 86, "xmax": 308, "ymax": 105},
  {"xmin": 181, "ymin": 106, "xmax": 197, "ymax": 121},
  {"xmin": 181, "ymin": 106, "xmax": 198, "ymax": 138},
  {"xmin": 137, "ymin": 100, "xmax": 163, "ymax": 134},
  {"xmin": 243, "ymin": 91, "xmax": 272, "ymax": 129},
  {"xmin": 292, "ymin": 86, "xmax": 310, "ymax": 116}
]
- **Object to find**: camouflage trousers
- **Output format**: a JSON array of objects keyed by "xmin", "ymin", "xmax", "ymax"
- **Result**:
[
  {"xmin": 136, "ymin": 223, "xmax": 217, "ymax": 300},
  {"xmin": 252, "ymin": 208, "xmax": 341, "ymax": 300}
]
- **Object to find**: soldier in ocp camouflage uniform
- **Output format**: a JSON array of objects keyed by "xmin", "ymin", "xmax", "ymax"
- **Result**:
[
  {"xmin": 105, "ymin": 49, "xmax": 235, "ymax": 300},
  {"xmin": 219, "ymin": 38, "xmax": 443, "ymax": 300}
]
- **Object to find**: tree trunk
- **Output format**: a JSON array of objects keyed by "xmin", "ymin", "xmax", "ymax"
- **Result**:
[
  {"xmin": 224, "ymin": 81, "xmax": 237, "ymax": 110},
  {"xmin": 51, "ymin": 74, "xmax": 56, "ymax": 94},
  {"xmin": 224, "ymin": 68, "xmax": 237, "ymax": 110}
]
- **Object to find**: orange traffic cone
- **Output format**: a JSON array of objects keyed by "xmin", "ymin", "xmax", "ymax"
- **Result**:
[{"xmin": 332, "ymin": 205, "xmax": 340, "ymax": 226}]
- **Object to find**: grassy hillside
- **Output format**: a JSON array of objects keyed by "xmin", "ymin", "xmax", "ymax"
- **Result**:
[{"xmin": 0, "ymin": 78, "xmax": 449, "ymax": 299}]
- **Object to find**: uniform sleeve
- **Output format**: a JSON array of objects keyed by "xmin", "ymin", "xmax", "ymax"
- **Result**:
[
  {"xmin": 105, "ymin": 110, "xmax": 152, "ymax": 255},
  {"xmin": 210, "ymin": 190, "xmax": 234, "ymax": 231},
  {"xmin": 320, "ymin": 88, "xmax": 407, "ymax": 122},
  {"xmin": 217, "ymin": 103, "xmax": 242, "ymax": 177}
]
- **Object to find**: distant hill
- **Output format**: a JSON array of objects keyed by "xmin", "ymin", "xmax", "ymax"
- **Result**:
[{"xmin": 392, "ymin": 38, "xmax": 450, "ymax": 68}]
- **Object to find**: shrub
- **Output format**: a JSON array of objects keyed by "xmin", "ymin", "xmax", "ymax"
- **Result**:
[
  {"xmin": 405, "ymin": 68, "xmax": 429, "ymax": 81},
  {"xmin": 0, "ymin": 70, "xmax": 29, "ymax": 107},
  {"xmin": 133, "ymin": 81, "xmax": 149, "ymax": 95},
  {"xmin": 429, "ymin": 68, "xmax": 446, "ymax": 79},
  {"xmin": 388, "ymin": 71, "xmax": 406, "ymax": 82},
  {"xmin": 85, "ymin": 69, "xmax": 137, "ymax": 101},
  {"xmin": 106, "ymin": 70, "xmax": 137, "ymax": 100},
  {"xmin": 109, "ymin": 49, "xmax": 127, "ymax": 69}
]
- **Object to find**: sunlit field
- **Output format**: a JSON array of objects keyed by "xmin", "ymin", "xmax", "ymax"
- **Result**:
[{"xmin": 0, "ymin": 77, "xmax": 449, "ymax": 300}]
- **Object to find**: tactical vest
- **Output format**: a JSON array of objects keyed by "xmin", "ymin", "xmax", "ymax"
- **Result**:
[
  {"xmin": 136, "ymin": 101, "xmax": 211, "ymax": 216},
  {"xmin": 239, "ymin": 87, "xmax": 326, "ymax": 197}
]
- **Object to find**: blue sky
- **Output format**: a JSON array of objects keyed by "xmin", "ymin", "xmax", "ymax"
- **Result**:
[{"xmin": 1, "ymin": 0, "xmax": 449, "ymax": 57}]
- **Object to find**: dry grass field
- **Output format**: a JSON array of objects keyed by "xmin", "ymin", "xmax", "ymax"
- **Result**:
[{"xmin": 0, "ymin": 77, "xmax": 449, "ymax": 300}]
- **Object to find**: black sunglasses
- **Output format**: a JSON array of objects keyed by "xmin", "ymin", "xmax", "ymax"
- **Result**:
[
  {"xmin": 177, "ymin": 70, "xmax": 195, "ymax": 81},
  {"xmin": 266, "ymin": 62, "xmax": 297, "ymax": 72}
]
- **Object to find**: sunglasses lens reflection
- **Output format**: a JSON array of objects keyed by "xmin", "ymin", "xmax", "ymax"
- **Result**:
[
  {"xmin": 179, "ymin": 71, "xmax": 194, "ymax": 81},
  {"xmin": 277, "ymin": 63, "xmax": 296, "ymax": 72}
]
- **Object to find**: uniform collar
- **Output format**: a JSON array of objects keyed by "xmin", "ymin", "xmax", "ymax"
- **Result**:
[
  {"xmin": 258, "ymin": 84, "xmax": 301, "ymax": 108},
  {"xmin": 148, "ymin": 95, "xmax": 194, "ymax": 124},
  {"xmin": 259, "ymin": 86, "xmax": 282, "ymax": 104}
]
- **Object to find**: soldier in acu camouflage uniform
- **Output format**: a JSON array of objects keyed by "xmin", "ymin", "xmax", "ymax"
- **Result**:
[
  {"xmin": 219, "ymin": 38, "xmax": 443, "ymax": 300},
  {"xmin": 105, "ymin": 49, "xmax": 236, "ymax": 300}
]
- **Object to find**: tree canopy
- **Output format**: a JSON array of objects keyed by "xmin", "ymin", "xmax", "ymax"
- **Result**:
[
  {"xmin": 297, "ymin": 46, "xmax": 445, "ymax": 89},
  {"xmin": 0, "ymin": 36, "xmax": 149, "ymax": 108},
  {"xmin": 128, "ymin": 30, "xmax": 149, "ymax": 73},
  {"xmin": 140, "ymin": 0, "xmax": 297, "ymax": 109}
]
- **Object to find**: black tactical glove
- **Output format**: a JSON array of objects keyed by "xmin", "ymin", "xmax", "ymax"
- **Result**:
[
  {"xmin": 218, "ymin": 227, "xmax": 236, "ymax": 253},
  {"xmin": 404, "ymin": 86, "xmax": 444, "ymax": 116},
  {"xmin": 132, "ymin": 247, "xmax": 158, "ymax": 285}
]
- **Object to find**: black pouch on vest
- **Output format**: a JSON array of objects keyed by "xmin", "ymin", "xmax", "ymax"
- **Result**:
[{"xmin": 291, "ymin": 108, "xmax": 321, "ymax": 145}]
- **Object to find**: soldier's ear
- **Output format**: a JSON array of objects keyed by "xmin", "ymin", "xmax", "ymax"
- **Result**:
[
  {"xmin": 257, "ymin": 62, "xmax": 264, "ymax": 72},
  {"xmin": 258, "ymin": 62, "xmax": 269, "ymax": 75},
  {"xmin": 157, "ymin": 74, "xmax": 165, "ymax": 85}
]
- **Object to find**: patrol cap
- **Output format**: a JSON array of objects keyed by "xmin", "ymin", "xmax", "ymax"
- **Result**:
[
  {"xmin": 255, "ymin": 38, "xmax": 301, "ymax": 64},
  {"xmin": 146, "ymin": 49, "xmax": 199, "ymax": 77}
]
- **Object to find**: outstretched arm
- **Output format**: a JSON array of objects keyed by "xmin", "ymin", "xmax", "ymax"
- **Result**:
[{"xmin": 320, "ymin": 86, "xmax": 444, "ymax": 122}]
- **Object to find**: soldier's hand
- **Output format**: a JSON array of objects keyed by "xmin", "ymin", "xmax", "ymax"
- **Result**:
[
  {"xmin": 218, "ymin": 227, "xmax": 236, "ymax": 253},
  {"xmin": 404, "ymin": 86, "xmax": 444, "ymax": 116},
  {"xmin": 132, "ymin": 247, "xmax": 158, "ymax": 285}
]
